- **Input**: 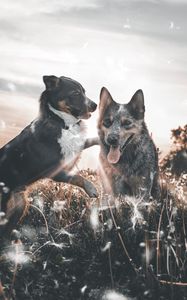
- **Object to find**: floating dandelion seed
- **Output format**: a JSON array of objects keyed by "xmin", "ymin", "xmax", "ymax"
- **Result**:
[
  {"xmin": 123, "ymin": 24, "xmax": 131, "ymax": 29},
  {"xmin": 53, "ymin": 200, "xmax": 67, "ymax": 213},
  {"xmin": 102, "ymin": 290, "xmax": 131, "ymax": 300},
  {"xmin": 125, "ymin": 196, "xmax": 155, "ymax": 229},
  {"xmin": 61, "ymin": 257, "xmax": 73, "ymax": 263},
  {"xmin": 126, "ymin": 197, "xmax": 144, "ymax": 229},
  {"xmin": 169, "ymin": 21, "xmax": 174, "ymax": 29},
  {"xmin": 101, "ymin": 242, "xmax": 112, "ymax": 253},
  {"xmin": 80, "ymin": 285, "xmax": 87, "ymax": 294},
  {"xmin": 43, "ymin": 261, "xmax": 47, "ymax": 270},
  {"xmin": 7, "ymin": 244, "xmax": 30, "ymax": 265},
  {"xmin": 54, "ymin": 280, "xmax": 59, "ymax": 289},
  {"xmin": 123, "ymin": 18, "xmax": 131, "ymax": 30},
  {"xmin": 104, "ymin": 218, "xmax": 113, "ymax": 231}
]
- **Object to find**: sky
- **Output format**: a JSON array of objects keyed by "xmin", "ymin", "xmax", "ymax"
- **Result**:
[{"xmin": 0, "ymin": 0, "xmax": 187, "ymax": 166}]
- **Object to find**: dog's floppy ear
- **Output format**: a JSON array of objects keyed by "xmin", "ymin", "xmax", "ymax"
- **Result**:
[
  {"xmin": 127, "ymin": 89, "xmax": 145, "ymax": 120},
  {"xmin": 43, "ymin": 75, "xmax": 60, "ymax": 90},
  {"xmin": 99, "ymin": 87, "xmax": 114, "ymax": 117}
]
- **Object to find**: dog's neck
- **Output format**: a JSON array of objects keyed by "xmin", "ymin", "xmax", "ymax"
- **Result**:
[{"xmin": 48, "ymin": 104, "xmax": 79, "ymax": 127}]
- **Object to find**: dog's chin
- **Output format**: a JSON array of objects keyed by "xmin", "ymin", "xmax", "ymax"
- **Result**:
[{"xmin": 79, "ymin": 112, "xmax": 92, "ymax": 120}]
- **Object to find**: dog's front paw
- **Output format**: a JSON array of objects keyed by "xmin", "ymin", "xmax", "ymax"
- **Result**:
[{"xmin": 84, "ymin": 180, "xmax": 98, "ymax": 198}]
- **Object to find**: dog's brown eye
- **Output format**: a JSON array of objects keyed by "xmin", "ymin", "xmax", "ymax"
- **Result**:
[
  {"xmin": 74, "ymin": 91, "xmax": 80, "ymax": 96},
  {"xmin": 122, "ymin": 120, "xmax": 132, "ymax": 128},
  {"xmin": 103, "ymin": 119, "xmax": 112, "ymax": 128}
]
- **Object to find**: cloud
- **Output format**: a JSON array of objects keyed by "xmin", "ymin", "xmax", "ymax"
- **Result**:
[
  {"xmin": 0, "ymin": 0, "xmax": 100, "ymax": 18},
  {"xmin": 1, "ymin": 0, "xmax": 187, "ymax": 47},
  {"xmin": 163, "ymin": 0, "xmax": 187, "ymax": 3},
  {"xmin": 0, "ymin": 0, "xmax": 186, "ymax": 148},
  {"xmin": 0, "ymin": 78, "xmax": 41, "ymax": 96}
]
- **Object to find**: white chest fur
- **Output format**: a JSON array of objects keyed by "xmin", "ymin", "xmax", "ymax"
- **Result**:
[
  {"xmin": 58, "ymin": 123, "xmax": 86, "ymax": 161},
  {"xmin": 48, "ymin": 104, "xmax": 86, "ymax": 162}
]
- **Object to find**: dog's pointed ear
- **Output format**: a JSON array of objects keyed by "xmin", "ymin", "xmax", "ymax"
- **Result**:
[
  {"xmin": 127, "ymin": 89, "xmax": 145, "ymax": 120},
  {"xmin": 43, "ymin": 75, "xmax": 60, "ymax": 90},
  {"xmin": 99, "ymin": 87, "xmax": 114, "ymax": 116}
]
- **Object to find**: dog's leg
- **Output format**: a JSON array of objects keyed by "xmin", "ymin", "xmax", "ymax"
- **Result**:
[
  {"xmin": 84, "ymin": 137, "xmax": 99, "ymax": 150},
  {"xmin": 52, "ymin": 171, "xmax": 98, "ymax": 198}
]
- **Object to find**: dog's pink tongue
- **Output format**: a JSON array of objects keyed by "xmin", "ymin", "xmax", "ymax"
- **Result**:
[{"xmin": 107, "ymin": 145, "xmax": 121, "ymax": 164}]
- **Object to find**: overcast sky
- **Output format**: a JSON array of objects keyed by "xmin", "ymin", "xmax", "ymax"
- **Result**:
[{"xmin": 0, "ymin": 0, "xmax": 187, "ymax": 151}]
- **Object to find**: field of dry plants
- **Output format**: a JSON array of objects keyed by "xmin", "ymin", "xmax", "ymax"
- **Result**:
[{"xmin": 0, "ymin": 125, "xmax": 187, "ymax": 300}]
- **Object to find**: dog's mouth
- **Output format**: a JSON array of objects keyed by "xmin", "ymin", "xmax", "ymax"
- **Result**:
[
  {"xmin": 107, "ymin": 134, "xmax": 134, "ymax": 164},
  {"xmin": 107, "ymin": 145, "xmax": 121, "ymax": 164},
  {"xmin": 120, "ymin": 134, "xmax": 134, "ymax": 152},
  {"xmin": 79, "ymin": 112, "xmax": 92, "ymax": 119}
]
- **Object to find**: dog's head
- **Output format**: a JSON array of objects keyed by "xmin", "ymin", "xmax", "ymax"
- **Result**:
[
  {"xmin": 98, "ymin": 87, "xmax": 145, "ymax": 164},
  {"xmin": 41, "ymin": 75, "xmax": 97, "ymax": 119}
]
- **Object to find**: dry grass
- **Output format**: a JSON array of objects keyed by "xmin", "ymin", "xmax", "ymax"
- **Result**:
[
  {"xmin": 18, "ymin": 168, "xmax": 187, "ymax": 285},
  {"xmin": 0, "ymin": 158, "xmax": 187, "ymax": 299}
]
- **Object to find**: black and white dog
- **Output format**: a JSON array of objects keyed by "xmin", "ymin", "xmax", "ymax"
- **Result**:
[{"xmin": 0, "ymin": 75, "xmax": 98, "ymax": 225}]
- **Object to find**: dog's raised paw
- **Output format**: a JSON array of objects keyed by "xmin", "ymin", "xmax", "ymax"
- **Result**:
[{"xmin": 84, "ymin": 180, "xmax": 98, "ymax": 198}]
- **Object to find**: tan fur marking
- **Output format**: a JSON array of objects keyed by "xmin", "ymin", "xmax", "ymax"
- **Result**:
[{"xmin": 58, "ymin": 100, "xmax": 71, "ymax": 113}]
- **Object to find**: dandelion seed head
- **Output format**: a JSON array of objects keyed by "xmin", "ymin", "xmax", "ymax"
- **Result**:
[
  {"xmin": 125, "ymin": 196, "xmax": 155, "ymax": 229},
  {"xmin": 6, "ymin": 244, "xmax": 29, "ymax": 264},
  {"xmin": 33, "ymin": 196, "xmax": 44, "ymax": 211},
  {"xmin": 53, "ymin": 200, "xmax": 67, "ymax": 212},
  {"xmin": 81, "ymin": 285, "xmax": 87, "ymax": 294},
  {"xmin": 102, "ymin": 290, "xmax": 131, "ymax": 300},
  {"xmin": 169, "ymin": 21, "xmax": 174, "ymax": 29},
  {"xmin": 104, "ymin": 218, "xmax": 113, "ymax": 231},
  {"xmin": 90, "ymin": 206, "xmax": 99, "ymax": 230},
  {"xmin": 43, "ymin": 260, "xmax": 47, "ymax": 270},
  {"xmin": 54, "ymin": 279, "xmax": 59, "ymax": 289},
  {"xmin": 101, "ymin": 241, "xmax": 112, "ymax": 252},
  {"xmin": 144, "ymin": 290, "xmax": 151, "ymax": 296}
]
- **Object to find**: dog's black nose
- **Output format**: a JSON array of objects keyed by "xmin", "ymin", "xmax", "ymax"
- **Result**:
[
  {"xmin": 88, "ymin": 99, "xmax": 97, "ymax": 112},
  {"xmin": 91, "ymin": 102, "xmax": 97, "ymax": 111},
  {"xmin": 107, "ymin": 134, "xmax": 119, "ymax": 146}
]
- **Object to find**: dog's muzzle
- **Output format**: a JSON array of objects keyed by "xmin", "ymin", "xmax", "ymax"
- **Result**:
[
  {"xmin": 87, "ymin": 99, "xmax": 97, "ymax": 113},
  {"xmin": 106, "ymin": 133, "xmax": 134, "ymax": 165},
  {"xmin": 106, "ymin": 134, "xmax": 119, "ymax": 147}
]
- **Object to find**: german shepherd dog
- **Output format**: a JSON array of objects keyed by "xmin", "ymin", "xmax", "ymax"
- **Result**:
[
  {"xmin": 0, "ymin": 75, "xmax": 98, "ymax": 228},
  {"xmin": 98, "ymin": 87, "xmax": 160, "ymax": 200}
]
